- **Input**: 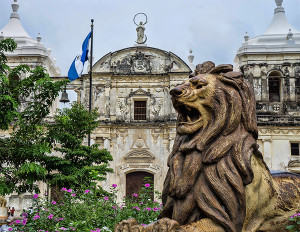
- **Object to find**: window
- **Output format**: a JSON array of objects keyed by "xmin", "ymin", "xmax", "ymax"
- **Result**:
[
  {"xmin": 268, "ymin": 71, "xmax": 281, "ymax": 102},
  {"xmin": 134, "ymin": 101, "xmax": 146, "ymax": 120},
  {"xmin": 291, "ymin": 143, "xmax": 299, "ymax": 156}
]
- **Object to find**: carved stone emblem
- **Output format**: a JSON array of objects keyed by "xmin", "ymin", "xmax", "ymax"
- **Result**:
[{"xmin": 111, "ymin": 51, "xmax": 151, "ymax": 74}]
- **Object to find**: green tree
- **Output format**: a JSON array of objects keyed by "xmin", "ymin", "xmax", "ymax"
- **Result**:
[
  {"xmin": 43, "ymin": 102, "xmax": 113, "ymax": 192},
  {"xmin": 0, "ymin": 38, "xmax": 67, "ymax": 195},
  {"xmin": 0, "ymin": 38, "xmax": 113, "ymax": 196}
]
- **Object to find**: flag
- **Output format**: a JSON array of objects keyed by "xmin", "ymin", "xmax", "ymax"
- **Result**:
[{"xmin": 68, "ymin": 31, "xmax": 92, "ymax": 81}]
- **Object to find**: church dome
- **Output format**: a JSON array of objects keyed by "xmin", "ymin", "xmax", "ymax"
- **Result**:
[
  {"xmin": 236, "ymin": 0, "xmax": 300, "ymax": 56},
  {"xmin": 0, "ymin": 0, "xmax": 60, "ymax": 76}
]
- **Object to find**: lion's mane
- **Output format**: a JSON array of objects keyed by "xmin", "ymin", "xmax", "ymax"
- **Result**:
[{"xmin": 159, "ymin": 64, "xmax": 264, "ymax": 232}]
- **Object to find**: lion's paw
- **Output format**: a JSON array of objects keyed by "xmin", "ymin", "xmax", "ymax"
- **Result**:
[
  {"xmin": 115, "ymin": 218, "xmax": 145, "ymax": 232},
  {"xmin": 151, "ymin": 218, "xmax": 185, "ymax": 232}
]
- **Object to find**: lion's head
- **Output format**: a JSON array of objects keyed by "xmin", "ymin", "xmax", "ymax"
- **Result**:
[
  {"xmin": 160, "ymin": 62, "xmax": 262, "ymax": 232},
  {"xmin": 170, "ymin": 61, "xmax": 258, "ymax": 156}
]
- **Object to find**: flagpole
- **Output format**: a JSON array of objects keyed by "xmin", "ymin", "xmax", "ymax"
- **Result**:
[{"xmin": 88, "ymin": 19, "xmax": 94, "ymax": 147}]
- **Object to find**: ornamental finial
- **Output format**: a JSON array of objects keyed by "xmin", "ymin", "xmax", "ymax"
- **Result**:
[
  {"xmin": 275, "ymin": 0, "xmax": 283, "ymax": 7},
  {"xmin": 11, "ymin": 0, "xmax": 20, "ymax": 19}
]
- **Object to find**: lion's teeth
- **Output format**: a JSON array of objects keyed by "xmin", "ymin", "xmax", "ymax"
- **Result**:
[{"xmin": 187, "ymin": 115, "xmax": 192, "ymax": 123}]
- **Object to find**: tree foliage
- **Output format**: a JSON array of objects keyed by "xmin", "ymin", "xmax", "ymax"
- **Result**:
[
  {"xmin": 43, "ymin": 102, "xmax": 113, "ymax": 191},
  {"xmin": 0, "ymin": 38, "xmax": 112, "ymax": 196}
]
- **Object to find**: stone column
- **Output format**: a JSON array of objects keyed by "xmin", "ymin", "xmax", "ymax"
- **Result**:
[
  {"xmin": 105, "ymin": 83, "xmax": 111, "ymax": 119},
  {"xmin": 263, "ymin": 138, "xmax": 272, "ymax": 169},
  {"xmin": 290, "ymin": 78, "xmax": 296, "ymax": 101},
  {"xmin": 104, "ymin": 138, "xmax": 111, "ymax": 150},
  {"xmin": 261, "ymin": 75, "xmax": 268, "ymax": 102}
]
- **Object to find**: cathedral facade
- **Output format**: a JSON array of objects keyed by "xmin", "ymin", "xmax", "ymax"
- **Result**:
[{"xmin": 71, "ymin": 46, "xmax": 191, "ymax": 198}]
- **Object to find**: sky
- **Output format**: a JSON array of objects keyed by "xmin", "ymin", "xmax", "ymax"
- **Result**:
[{"xmin": 0, "ymin": 0, "xmax": 300, "ymax": 77}]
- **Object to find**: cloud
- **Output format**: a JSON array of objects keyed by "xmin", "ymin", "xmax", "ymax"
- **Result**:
[{"xmin": 0, "ymin": 0, "xmax": 299, "ymax": 75}]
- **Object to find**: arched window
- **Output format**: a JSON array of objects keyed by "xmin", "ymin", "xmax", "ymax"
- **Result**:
[
  {"xmin": 268, "ymin": 71, "xmax": 281, "ymax": 102},
  {"xmin": 126, "ymin": 171, "xmax": 154, "ymax": 198}
]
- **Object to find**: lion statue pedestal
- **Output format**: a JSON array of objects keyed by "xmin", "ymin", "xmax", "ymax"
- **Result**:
[
  {"xmin": 115, "ymin": 61, "xmax": 300, "ymax": 232},
  {"xmin": 0, "ymin": 197, "xmax": 8, "ymax": 225}
]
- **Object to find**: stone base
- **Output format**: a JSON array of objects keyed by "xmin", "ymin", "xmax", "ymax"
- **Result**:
[{"xmin": 0, "ymin": 207, "xmax": 7, "ymax": 225}]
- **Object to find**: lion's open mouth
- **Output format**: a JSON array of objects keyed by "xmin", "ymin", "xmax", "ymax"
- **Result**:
[{"xmin": 175, "ymin": 104, "xmax": 202, "ymax": 125}]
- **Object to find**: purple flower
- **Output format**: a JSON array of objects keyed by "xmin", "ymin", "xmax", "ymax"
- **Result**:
[
  {"xmin": 153, "ymin": 207, "xmax": 158, "ymax": 211},
  {"xmin": 52, "ymin": 201, "xmax": 56, "ymax": 204},
  {"xmin": 133, "ymin": 193, "xmax": 138, "ymax": 197},
  {"xmin": 145, "ymin": 183, "xmax": 150, "ymax": 187},
  {"xmin": 48, "ymin": 214, "xmax": 53, "ymax": 219},
  {"xmin": 112, "ymin": 206, "xmax": 117, "ymax": 209},
  {"xmin": 61, "ymin": 187, "xmax": 67, "ymax": 191},
  {"xmin": 103, "ymin": 196, "xmax": 109, "ymax": 201},
  {"xmin": 59, "ymin": 217, "xmax": 64, "ymax": 220},
  {"xmin": 85, "ymin": 189, "xmax": 90, "ymax": 194},
  {"xmin": 67, "ymin": 189, "xmax": 72, "ymax": 193},
  {"xmin": 33, "ymin": 194, "xmax": 39, "ymax": 199},
  {"xmin": 14, "ymin": 220, "xmax": 20, "ymax": 224},
  {"xmin": 60, "ymin": 227, "xmax": 67, "ymax": 230},
  {"xmin": 112, "ymin": 184, "xmax": 117, "ymax": 188},
  {"xmin": 71, "ymin": 193, "xmax": 76, "ymax": 197},
  {"xmin": 33, "ymin": 214, "xmax": 40, "ymax": 220},
  {"xmin": 8, "ymin": 228, "xmax": 13, "ymax": 231}
]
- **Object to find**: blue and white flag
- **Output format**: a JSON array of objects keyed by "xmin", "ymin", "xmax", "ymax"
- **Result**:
[{"xmin": 68, "ymin": 31, "xmax": 92, "ymax": 81}]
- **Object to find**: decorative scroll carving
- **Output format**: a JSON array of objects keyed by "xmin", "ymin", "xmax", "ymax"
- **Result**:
[{"xmin": 117, "ymin": 98, "xmax": 129, "ymax": 121}]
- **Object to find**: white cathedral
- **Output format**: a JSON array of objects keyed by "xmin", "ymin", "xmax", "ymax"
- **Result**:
[{"xmin": 1, "ymin": 0, "xmax": 299, "ymax": 212}]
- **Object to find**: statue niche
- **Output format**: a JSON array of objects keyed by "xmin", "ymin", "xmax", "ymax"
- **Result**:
[{"xmin": 115, "ymin": 61, "xmax": 300, "ymax": 232}]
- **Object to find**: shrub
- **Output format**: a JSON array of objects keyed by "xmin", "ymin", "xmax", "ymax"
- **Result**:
[
  {"xmin": 286, "ymin": 212, "xmax": 300, "ymax": 231},
  {"xmin": 9, "ymin": 182, "xmax": 162, "ymax": 232}
]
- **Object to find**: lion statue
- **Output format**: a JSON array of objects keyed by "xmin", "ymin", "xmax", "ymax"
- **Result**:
[
  {"xmin": 0, "ymin": 196, "xmax": 7, "ymax": 208},
  {"xmin": 115, "ymin": 62, "xmax": 300, "ymax": 232}
]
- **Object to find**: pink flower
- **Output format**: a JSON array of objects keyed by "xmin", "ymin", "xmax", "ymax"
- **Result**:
[
  {"xmin": 59, "ymin": 218, "xmax": 64, "ymax": 221},
  {"xmin": 71, "ymin": 193, "xmax": 76, "ymax": 197},
  {"xmin": 33, "ymin": 194, "xmax": 39, "ymax": 199},
  {"xmin": 60, "ymin": 227, "xmax": 67, "ymax": 230},
  {"xmin": 85, "ymin": 189, "xmax": 90, "ymax": 194},
  {"xmin": 33, "ymin": 214, "xmax": 40, "ymax": 220},
  {"xmin": 103, "ymin": 196, "xmax": 109, "ymax": 201},
  {"xmin": 52, "ymin": 201, "xmax": 56, "ymax": 204},
  {"xmin": 14, "ymin": 220, "xmax": 20, "ymax": 224},
  {"xmin": 8, "ymin": 228, "xmax": 13, "ymax": 231},
  {"xmin": 112, "ymin": 206, "xmax": 117, "ymax": 209},
  {"xmin": 48, "ymin": 214, "xmax": 53, "ymax": 219},
  {"xmin": 133, "ymin": 193, "xmax": 138, "ymax": 197},
  {"xmin": 145, "ymin": 183, "xmax": 150, "ymax": 187},
  {"xmin": 153, "ymin": 207, "xmax": 158, "ymax": 211},
  {"xmin": 112, "ymin": 184, "xmax": 117, "ymax": 188},
  {"xmin": 61, "ymin": 187, "xmax": 67, "ymax": 191},
  {"xmin": 67, "ymin": 189, "xmax": 72, "ymax": 193}
]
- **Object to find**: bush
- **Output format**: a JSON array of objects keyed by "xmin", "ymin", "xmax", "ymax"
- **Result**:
[
  {"xmin": 9, "ymin": 182, "xmax": 162, "ymax": 232},
  {"xmin": 286, "ymin": 212, "xmax": 300, "ymax": 231}
]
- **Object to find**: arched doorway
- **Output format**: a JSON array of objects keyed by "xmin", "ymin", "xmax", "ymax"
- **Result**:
[{"xmin": 126, "ymin": 171, "xmax": 154, "ymax": 198}]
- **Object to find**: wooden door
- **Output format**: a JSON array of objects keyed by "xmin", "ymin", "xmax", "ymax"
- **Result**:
[{"xmin": 126, "ymin": 171, "xmax": 154, "ymax": 198}]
